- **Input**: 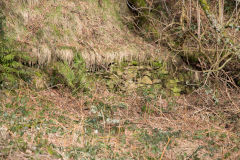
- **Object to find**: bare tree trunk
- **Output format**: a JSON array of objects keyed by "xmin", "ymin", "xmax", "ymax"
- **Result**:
[{"xmin": 198, "ymin": 0, "xmax": 222, "ymax": 32}]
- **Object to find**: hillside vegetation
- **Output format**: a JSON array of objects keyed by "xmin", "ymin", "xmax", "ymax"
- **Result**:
[
  {"xmin": 1, "ymin": 0, "xmax": 161, "ymax": 66},
  {"xmin": 0, "ymin": 0, "xmax": 240, "ymax": 159}
]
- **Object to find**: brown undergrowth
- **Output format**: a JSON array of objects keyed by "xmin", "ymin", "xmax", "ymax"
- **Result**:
[{"xmin": 1, "ymin": 81, "xmax": 239, "ymax": 159}]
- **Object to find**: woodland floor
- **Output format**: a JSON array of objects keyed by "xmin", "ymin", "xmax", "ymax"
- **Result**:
[
  {"xmin": 1, "ymin": 0, "xmax": 240, "ymax": 159},
  {"xmin": 0, "ymin": 79, "xmax": 240, "ymax": 160}
]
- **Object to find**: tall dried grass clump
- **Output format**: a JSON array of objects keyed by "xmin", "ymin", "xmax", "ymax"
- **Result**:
[{"xmin": 1, "ymin": 0, "xmax": 162, "ymax": 71}]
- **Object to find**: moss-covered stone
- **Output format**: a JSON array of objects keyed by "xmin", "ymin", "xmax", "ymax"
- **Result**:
[{"xmin": 101, "ymin": 60, "xmax": 194, "ymax": 95}]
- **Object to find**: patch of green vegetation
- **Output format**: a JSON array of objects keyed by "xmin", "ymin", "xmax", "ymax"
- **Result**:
[
  {"xmin": 0, "ymin": 93, "xmax": 70, "ymax": 159},
  {"xmin": 136, "ymin": 128, "xmax": 181, "ymax": 159},
  {"xmin": 50, "ymin": 24, "xmax": 63, "ymax": 38},
  {"xmin": 84, "ymin": 100, "xmax": 123, "ymax": 135},
  {"xmin": 52, "ymin": 61, "xmax": 75, "ymax": 88},
  {"xmin": 0, "ymin": 91, "xmax": 127, "ymax": 159},
  {"xmin": 85, "ymin": 116, "xmax": 104, "ymax": 135},
  {"xmin": 0, "ymin": 11, "xmax": 32, "ymax": 89},
  {"xmin": 165, "ymin": 79, "xmax": 184, "ymax": 96},
  {"xmin": 50, "ymin": 52, "xmax": 89, "ymax": 93},
  {"xmin": 1, "ymin": 80, "xmax": 240, "ymax": 159}
]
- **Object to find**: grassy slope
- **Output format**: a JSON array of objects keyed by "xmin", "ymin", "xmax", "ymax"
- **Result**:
[{"xmin": 2, "ymin": 0, "xmax": 162, "ymax": 69}]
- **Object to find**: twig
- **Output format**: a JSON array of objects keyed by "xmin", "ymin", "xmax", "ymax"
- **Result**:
[{"xmin": 159, "ymin": 136, "xmax": 171, "ymax": 160}]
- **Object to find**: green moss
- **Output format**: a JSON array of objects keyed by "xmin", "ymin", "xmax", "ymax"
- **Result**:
[
  {"xmin": 199, "ymin": 0, "xmax": 210, "ymax": 13},
  {"xmin": 131, "ymin": 60, "xmax": 139, "ymax": 66},
  {"xmin": 164, "ymin": 78, "xmax": 186, "ymax": 96},
  {"xmin": 156, "ymin": 67, "xmax": 168, "ymax": 78}
]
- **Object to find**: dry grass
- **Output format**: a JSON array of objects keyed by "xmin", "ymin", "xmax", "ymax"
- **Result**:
[
  {"xmin": 1, "ymin": 80, "xmax": 239, "ymax": 159},
  {"xmin": 2, "ymin": 0, "xmax": 163, "ymax": 69}
]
